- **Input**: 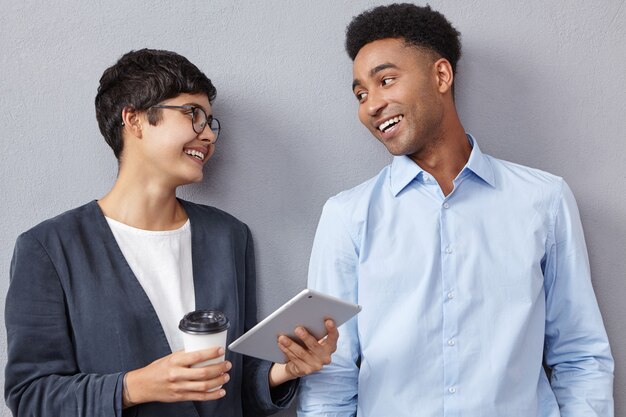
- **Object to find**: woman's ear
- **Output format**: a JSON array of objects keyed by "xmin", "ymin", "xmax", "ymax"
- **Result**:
[{"xmin": 121, "ymin": 106, "xmax": 143, "ymax": 139}]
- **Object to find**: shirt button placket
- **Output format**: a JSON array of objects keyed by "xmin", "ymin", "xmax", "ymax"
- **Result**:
[{"xmin": 441, "ymin": 198, "xmax": 458, "ymax": 414}]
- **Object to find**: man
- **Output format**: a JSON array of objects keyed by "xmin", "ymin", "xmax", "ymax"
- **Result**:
[{"xmin": 298, "ymin": 4, "xmax": 613, "ymax": 416}]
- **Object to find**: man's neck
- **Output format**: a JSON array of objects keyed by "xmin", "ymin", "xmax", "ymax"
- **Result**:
[{"xmin": 409, "ymin": 122, "xmax": 471, "ymax": 196}]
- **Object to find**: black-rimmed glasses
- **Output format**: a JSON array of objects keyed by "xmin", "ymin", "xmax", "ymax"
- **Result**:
[{"xmin": 150, "ymin": 105, "xmax": 221, "ymax": 141}]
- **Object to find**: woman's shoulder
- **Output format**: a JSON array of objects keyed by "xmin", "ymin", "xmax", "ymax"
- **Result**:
[
  {"xmin": 12, "ymin": 201, "xmax": 103, "ymax": 263},
  {"xmin": 22, "ymin": 201, "xmax": 100, "ymax": 241}
]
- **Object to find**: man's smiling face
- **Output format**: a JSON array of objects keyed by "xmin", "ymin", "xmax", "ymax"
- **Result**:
[{"xmin": 352, "ymin": 38, "xmax": 445, "ymax": 157}]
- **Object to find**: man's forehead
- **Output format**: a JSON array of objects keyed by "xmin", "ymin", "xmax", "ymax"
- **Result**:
[
  {"xmin": 353, "ymin": 41, "xmax": 406, "ymax": 75},
  {"xmin": 353, "ymin": 40, "xmax": 434, "ymax": 75}
]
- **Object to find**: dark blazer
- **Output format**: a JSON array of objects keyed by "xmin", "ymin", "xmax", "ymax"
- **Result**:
[{"xmin": 5, "ymin": 200, "xmax": 296, "ymax": 417}]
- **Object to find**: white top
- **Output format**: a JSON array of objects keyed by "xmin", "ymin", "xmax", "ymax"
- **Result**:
[{"xmin": 106, "ymin": 217, "xmax": 195, "ymax": 352}]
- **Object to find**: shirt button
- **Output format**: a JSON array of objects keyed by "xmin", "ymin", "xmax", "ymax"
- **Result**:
[
  {"xmin": 449, "ymin": 387, "xmax": 456, "ymax": 394},
  {"xmin": 443, "ymin": 202, "xmax": 450, "ymax": 209},
  {"xmin": 445, "ymin": 246, "xmax": 452, "ymax": 254},
  {"xmin": 447, "ymin": 291, "xmax": 455, "ymax": 299},
  {"xmin": 447, "ymin": 339, "xmax": 456, "ymax": 346}
]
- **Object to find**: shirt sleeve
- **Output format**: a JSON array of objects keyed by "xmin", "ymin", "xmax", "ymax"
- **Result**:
[
  {"xmin": 298, "ymin": 199, "xmax": 360, "ymax": 417},
  {"xmin": 543, "ymin": 180, "xmax": 614, "ymax": 416},
  {"xmin": 240, "ymin": 225, "xmax": 298, "ymax": 416},
  {"xmin": 4, "ymin": 232, "xmax": 124, "ymax": 417}
]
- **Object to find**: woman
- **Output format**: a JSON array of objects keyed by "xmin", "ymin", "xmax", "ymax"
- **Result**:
[{"xmin": 4, "ymin": 49, "xmax": 337, "ymax": 417}]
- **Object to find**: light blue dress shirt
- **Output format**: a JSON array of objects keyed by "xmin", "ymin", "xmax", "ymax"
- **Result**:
[{"xmin": 298, "ymin": 136, "xmax": 613, "ymax": 417}]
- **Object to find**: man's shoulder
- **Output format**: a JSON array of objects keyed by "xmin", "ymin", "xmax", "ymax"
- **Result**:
[
  {"xmin": 324, "ymin": 165, "xmax": 391, "ymax": 212},
  {"xmin": 487, "ymin": 155, "xmax": 564, "ymax": 190}
]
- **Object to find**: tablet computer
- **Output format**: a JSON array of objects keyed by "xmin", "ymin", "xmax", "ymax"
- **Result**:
[{"xmin": 228, "ymin": 288, "xmax": 361, "ymax": 364}]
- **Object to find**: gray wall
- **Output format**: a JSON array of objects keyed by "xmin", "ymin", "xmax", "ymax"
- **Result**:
[{"xmin": 1, "ymin": 1, "xmax": 624, "ymax": 415}]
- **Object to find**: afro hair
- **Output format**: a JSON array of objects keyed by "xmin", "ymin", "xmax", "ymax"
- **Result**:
[{"xmin": 345, "ymin": 3, "xmax": 462, "ymax": 74}]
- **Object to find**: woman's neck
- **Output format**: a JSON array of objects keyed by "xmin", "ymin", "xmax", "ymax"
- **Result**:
[{"xmin": 98, "ymin": 178, "xmax": 188, "ymax": 231}]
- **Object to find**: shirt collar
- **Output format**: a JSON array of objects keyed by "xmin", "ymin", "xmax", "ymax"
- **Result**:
[
  {"xmin": 389, "ymin": 133, "xmax": 495, "ymax": 197},
  {"xmin": 389, "ymin": 154, "xmax": 424, "ymax": 196},
  {"xmin": 464, "ymin": 134, "xmax": 495, "ymax": 188}
]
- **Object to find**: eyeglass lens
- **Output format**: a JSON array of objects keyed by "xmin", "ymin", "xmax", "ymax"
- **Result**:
[{"xmin": 192, "ymin": 108, "xmax": 220, "ymax": 138}]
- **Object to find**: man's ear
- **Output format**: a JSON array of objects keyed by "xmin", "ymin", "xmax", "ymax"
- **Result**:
[
  {"xmin": 121, "ymin": 106, "xmax": 143, "ymax": 139},
  {"xmin": 435, "ymin": 58, "xmax": 454, "ymax": 94}
]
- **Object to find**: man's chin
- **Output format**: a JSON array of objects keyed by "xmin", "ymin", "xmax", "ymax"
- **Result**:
[{"xmin": 381, "ymin": 141, "xmax": 411, "ymax": 157}]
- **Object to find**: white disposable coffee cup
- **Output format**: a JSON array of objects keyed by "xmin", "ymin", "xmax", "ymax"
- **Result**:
[{"xmin": 179, "ymin": 310, "xmax": 230, "ymax": 368}]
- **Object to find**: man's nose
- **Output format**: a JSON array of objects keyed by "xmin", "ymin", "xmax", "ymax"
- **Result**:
[{"xmin": 366, "ymin": 90, "xmax": 387, "ymax": 117}]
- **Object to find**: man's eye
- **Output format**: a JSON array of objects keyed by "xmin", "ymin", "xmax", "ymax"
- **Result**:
[
  {"xmin": 382, "ymin": 77, "xmax": 394, "ymax": 85},
  {"xmin": 356, "ymin": 91, "xmax": 368, "ymax": 102}
]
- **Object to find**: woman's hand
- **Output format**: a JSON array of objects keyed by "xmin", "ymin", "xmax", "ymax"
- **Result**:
[
  {"xmin": 268, "ymin": 319, "xmax": 339, "ymax": 387},
  {"xmin": 123, "ymin": 347, "xmax": 231, "ymax": 408}
]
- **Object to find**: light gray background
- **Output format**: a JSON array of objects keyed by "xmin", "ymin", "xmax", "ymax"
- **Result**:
[{"xmin": 1, "ymin": 1, "xmax": 624, "ymax": 415}]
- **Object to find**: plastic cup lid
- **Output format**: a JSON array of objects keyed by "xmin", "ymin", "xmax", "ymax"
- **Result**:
[{"xmin": 179, "ymin": 310, "xmax": 230, "ymax": 335}]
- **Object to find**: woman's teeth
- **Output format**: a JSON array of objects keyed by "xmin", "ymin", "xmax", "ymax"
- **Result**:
[{"xmin": 185, "ymin": 149, "xmax": 205, "ymax": 160}]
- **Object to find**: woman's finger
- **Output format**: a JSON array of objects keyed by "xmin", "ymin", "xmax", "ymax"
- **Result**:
[{"xmin": 174, "ymin": 373, "xmax": 230, "ymax": 393}]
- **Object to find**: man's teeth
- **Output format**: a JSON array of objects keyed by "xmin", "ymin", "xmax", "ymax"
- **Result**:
[
  {"xmin": 185, "ymin": 149, "xmax": 205, "ymax": 160},
  {"xmin": 378, "ymin": 115, "xmax": 403, "ymax": 132}
]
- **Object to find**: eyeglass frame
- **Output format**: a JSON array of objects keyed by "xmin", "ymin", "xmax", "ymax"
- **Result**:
[{"xmin": 149, "ymin": 104, "xmax": 221, "ymax": 142}]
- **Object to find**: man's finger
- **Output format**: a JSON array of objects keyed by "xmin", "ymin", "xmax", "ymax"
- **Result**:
[
  {"xmin": 279, "ymin": 336, "xmax": 326, "ymax": 375},
  {"xmin": 322, "ymin": 320, "xmax": 339, "ymax": 351},
  {"xmin": 294, "ymin": 327, "xmax": 327, "ymax": 354}
]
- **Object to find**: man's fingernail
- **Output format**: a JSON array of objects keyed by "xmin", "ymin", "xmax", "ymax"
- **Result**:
[{"xmin": 218, "ymin": 348, "xmax": 225, "ymax": 355}]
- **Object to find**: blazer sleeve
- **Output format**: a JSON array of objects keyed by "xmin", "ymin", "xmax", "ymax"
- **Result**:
[
  {"xmin": 4, "ymin": 232, "xmax": 124, "ymax": 417},
  {"xmin": 240, "ymin": 226, "xmax": 298, "ymax": 416}
]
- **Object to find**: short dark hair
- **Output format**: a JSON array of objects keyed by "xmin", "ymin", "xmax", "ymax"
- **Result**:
[
  {"xmin": 95, "ymin": 49, "xmax": 216, "ymax": 160},
  {"xmin": 345, "ymin": 3, "xmax": 461, "ymax": 73}
]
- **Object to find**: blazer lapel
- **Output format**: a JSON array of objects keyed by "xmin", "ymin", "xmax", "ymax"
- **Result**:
[
  {"xmin": 89, "ymin": 201, "xmax": 173, "ymax": 358},
  {"xmin": 183, "ymin": 199, "xmax": 231, "ymax": 313}
]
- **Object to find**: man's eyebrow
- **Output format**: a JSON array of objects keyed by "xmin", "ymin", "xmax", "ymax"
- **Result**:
[
  {"xmin": 370, "ymin": 63, "xmax": 398, "ymax": 76},
  {"xmin": 352, "ymin": 63, "xmax": 399, "ymax": 91}
]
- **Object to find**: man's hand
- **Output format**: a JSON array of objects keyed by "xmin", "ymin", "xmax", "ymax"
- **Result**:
[
  {"xmin": 123, "ymin": 347, "xmax": 231, "ymax": 408},
  {"xmin": 268, "ymin": 319, "xmax": 339, "ymax": 387}
]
